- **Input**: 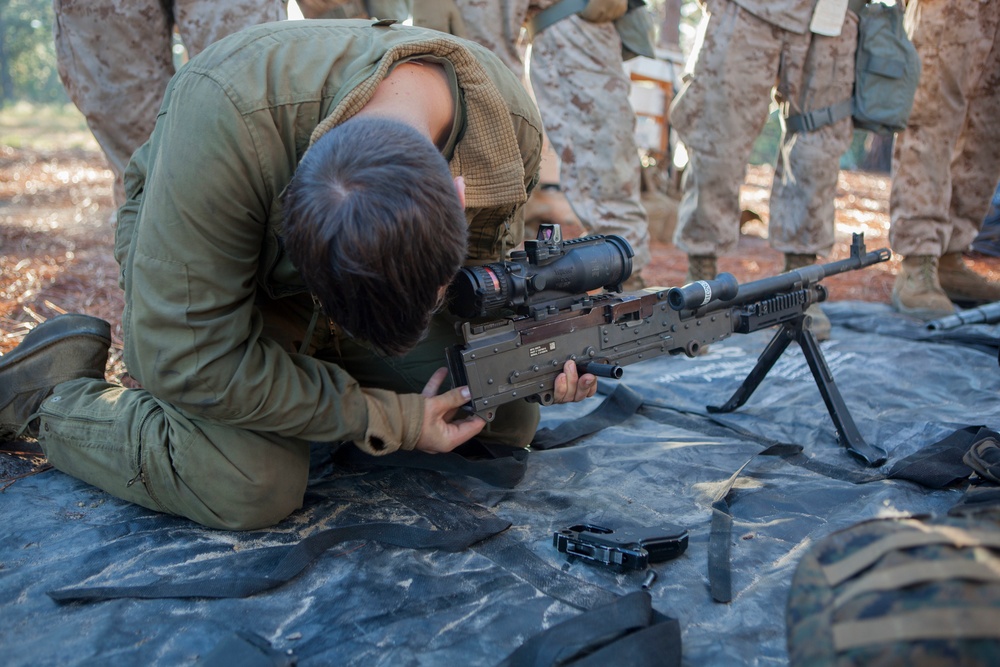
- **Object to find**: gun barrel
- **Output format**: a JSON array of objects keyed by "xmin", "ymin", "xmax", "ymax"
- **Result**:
[
  {"xmin": 710, "ymin": 247, "xmax": 891, "ymax": 310},
  {"xmin": 926, "ymin": 300, "xmax": 1000, "ymax": 330}
]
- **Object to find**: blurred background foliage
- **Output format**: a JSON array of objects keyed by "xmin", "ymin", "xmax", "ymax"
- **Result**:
[{"xmin": 0, "ymin": 0, "xmax": 66, "ymax": 106}]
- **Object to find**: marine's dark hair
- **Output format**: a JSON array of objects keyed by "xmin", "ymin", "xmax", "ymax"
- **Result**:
[{"xmin": 283, "ymin": 116, "xmax": 468, "ymax": 357}]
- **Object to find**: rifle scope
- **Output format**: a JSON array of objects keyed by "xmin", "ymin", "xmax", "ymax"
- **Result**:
[{"xmin": 448, "ymin": 225, "xmax": 634, "ymax": 320}]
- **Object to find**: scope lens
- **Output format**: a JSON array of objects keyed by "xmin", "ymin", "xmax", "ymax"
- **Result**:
[{"xmin": 448, "ymin": 264, "xmax": 509, "ymax": 319}]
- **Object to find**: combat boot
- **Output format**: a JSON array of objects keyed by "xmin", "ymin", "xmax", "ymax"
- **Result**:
[
  {"xmin": 937, "ymin": 252, "xmax": 1000, "ymax": 307},
  {"xmin": 0, "ymin": 314, "xmax": 111, "ymax": 440},
  {"xmin": 783, "ymin": 253, "xmax": 831, "ymax": 341},
  {"xmin": 891, "ymin": 255, "xmax": 955, "ymax": 321},
  {"xmin": 685, "ymin": 254, "xmax": 717, "ymax": 283}
]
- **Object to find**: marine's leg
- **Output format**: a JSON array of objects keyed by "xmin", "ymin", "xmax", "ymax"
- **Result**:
[
  {"xmin": 890, "ymin": 0, "xmax": 1000, "ymax": 314},
  {"xmin": 529, "ymin": 15, "xmax": 651, "ymax": 273},
  {"xmin": 768, "ymin": 14, "xmax": 857, "ymax": 258},
  {"xmin": 39, "ymin": 380, "xmax": 310, "ymax": 530},
  {"xmin": 173, "ymin": 0, "xmax": 287, "ymax": 56},
  {"xmin": 668, "ymin": 1, "xmax": 781, "ymax": 259},
  {"xmin": 53, "ymin": 0, "xmax": 175, "ymax": 207},
  {"xmin": 1, "ymin": 313, "xmax": 309, "ymax": 530}
]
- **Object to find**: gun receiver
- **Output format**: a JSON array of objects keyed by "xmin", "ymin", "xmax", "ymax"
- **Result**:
[{"xmin": 446, "ymin": 229, "xmax": 892, "ymax": 466}]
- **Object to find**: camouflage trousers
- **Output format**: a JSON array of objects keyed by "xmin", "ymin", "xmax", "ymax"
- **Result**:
[
  {"xmin": 889, "ymin": 0, "xmax": 1000, "ymax": 258},
  {"xmin": 53, "ymin": 0, "xmax": 287, "ymax": 207},
  {"xmin": 670, "ymin": 0, "xmax": 857, "ymax": 257},
  {"xmin": 452, "ymin": 0, "xmax": 651, "ymax": 270}
]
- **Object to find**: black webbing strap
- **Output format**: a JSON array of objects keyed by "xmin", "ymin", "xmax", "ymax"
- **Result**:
[
  {"xmin": 708, "ymin": 443, "xmax": 803, "ymax": 603},
  {"xmin": 785, "ymin": 98, "xmax": 854, "ymax": 133},
  {"xmin": 47, "ymin": 515, "xmax": 510, "ymax": 602},
  {"xmin": 496, "ymin": 590, "xmax": 681, "ymax": 667},
  {"xmin": 531, "ymin": 383, "xmax": 645, "ymax": 450},
  {"xmin": 525, "ymin": 0, "xmax": 587, "ymax": 39}
]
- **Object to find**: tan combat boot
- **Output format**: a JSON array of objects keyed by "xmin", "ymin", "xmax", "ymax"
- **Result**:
[
  {"xmin": 937, "ymin": 252, "xmax": 1000, "ymax": 307},
  {"xmin": 784, "ymin": 253, "xmax": 831, "ymax": 341},
  {"xmin": 891, "ymin": 255, "xmax": 955, "ymax": 321},
  {"xmin": 685, "ymin": 254, "xmax": 717, "ymax": 283},
  {"xmin": 0, "ymin": 314, "xmax": 111, "ymax": 440}
]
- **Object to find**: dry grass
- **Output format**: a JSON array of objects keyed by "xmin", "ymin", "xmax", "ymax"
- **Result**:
[{"xmin": 0, "ymin": 144, "xmax": 125, "ymax": 378}]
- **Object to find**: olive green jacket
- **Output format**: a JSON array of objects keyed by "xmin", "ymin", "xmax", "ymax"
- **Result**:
[{"xmin": 114, "ymin": 19, "xmax": 543, "ymax": 453}]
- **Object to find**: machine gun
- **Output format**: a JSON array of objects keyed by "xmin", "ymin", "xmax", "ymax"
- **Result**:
[{"xmin": 446, "ymin": 225, "xmax": 892, "ymax": 466}]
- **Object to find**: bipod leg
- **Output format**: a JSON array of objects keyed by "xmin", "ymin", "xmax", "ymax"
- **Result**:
[
  {"xmin": 794, "ymin": 324, "xmax": 887, "ymax": 467},
  {"xmin": 707, "ymin": 320, "xmax": 796, "ymax": 415}
]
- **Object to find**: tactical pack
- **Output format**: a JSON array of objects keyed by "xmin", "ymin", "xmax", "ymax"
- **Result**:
[
  {"xmin": 786, "ymin": 514, "xmax": 1000, "ymax": 666},
  {"xmin": 786, "ymin": 1, "xmax": 920, "ymax": 136},
  {"xmin": 850, "ymin": 0, "xmax": 921, "ymax": 134}
]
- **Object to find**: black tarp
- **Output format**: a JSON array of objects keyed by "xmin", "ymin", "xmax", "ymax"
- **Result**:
[{"xmin": 2, "ymin": 301, "xmax": 999, "ymax": 666}]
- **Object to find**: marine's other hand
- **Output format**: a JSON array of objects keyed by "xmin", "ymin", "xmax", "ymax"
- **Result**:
[{"xmin": 415, "ymin": 367, "xmax": 486, "ymax": 454}]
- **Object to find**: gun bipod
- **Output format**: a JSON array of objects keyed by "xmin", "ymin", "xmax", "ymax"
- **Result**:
[{"xmin": 707, "ymin": 315, "xmax": 888, "ymax": 467}]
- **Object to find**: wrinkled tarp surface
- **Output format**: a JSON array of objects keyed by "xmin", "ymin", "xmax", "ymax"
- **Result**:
[{"xmin": 2, "ymin": 301, "xmax": 999, "ymax": 666}]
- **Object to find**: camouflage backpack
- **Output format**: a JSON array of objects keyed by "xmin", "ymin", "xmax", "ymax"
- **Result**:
[{"xmin": 787, "ymin": 514, "xmax": 1000, "ymax": 666}]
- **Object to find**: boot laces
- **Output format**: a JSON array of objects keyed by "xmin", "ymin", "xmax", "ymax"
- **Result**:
[{"xmin": 917, "ymin": 256, "xmax": 939, "ymax": 288}]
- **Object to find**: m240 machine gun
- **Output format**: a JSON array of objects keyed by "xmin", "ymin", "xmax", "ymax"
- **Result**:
[{"xmin": 445, "ymin": 224, "xmax": 893, "ymax": 466}]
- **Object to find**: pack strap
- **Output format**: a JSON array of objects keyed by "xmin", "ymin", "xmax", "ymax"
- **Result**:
[
  {"xmin": 822, "ymin": 523, "xmax": 1000, "ymax": 587},
  {"xmin": 531, "ymin": 382, "xmax": 644, "ymax": 450},
  {"xmin": 526, "ymin": 0, "xmax": 588, "ymax": 39},
  {"xmin": 832, "ymin": 607, "xmax": 1000, "ymax": 651},
  {"xmin": 497, "ymin": 590, "xmax": 681, "ymax": 667},
  {"xmin": 785, "ymin": 98, "xmax": 854, "ymax": 134},
  {"xmin": 335, "ymin": 440, "xmax": 529, "ymax": 488},
  {"xmin": 47, "ymin": 515, "xmax": 510, "ymax": 602},
  {"xmin": 833, "ymin": 554, "xmax": 1000, "ymax": 608}
]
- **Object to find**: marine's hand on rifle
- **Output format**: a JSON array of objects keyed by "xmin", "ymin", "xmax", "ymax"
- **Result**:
[
  {"xmin": 415, "ymin": 367, "xmax": 486, "ymax": 454},
  {"xmin": 553, "ymin": 360, "xmax": 598, "ymax": 404}
]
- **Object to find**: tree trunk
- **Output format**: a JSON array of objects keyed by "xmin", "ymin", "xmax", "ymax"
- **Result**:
[{"xmin": 0, "ymin": 10, "xmax": 12, "ymax": 106}]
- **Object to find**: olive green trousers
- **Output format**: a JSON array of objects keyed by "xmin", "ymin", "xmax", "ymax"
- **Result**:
[{"xmin": 37, "ymin": 315, "xmax": 538, "ymax": 530}]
